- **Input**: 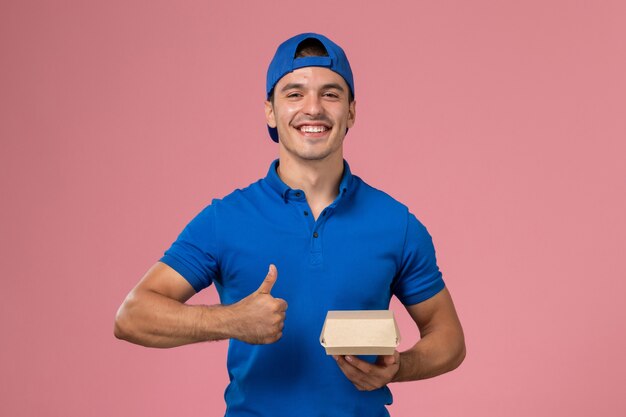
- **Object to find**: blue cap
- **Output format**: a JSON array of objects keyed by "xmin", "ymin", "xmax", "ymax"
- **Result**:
[{"xmin": 266, "ymin": 33, "xmax": 355, "ymax": 142}]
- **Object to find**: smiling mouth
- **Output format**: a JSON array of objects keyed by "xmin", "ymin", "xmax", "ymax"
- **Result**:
[{"xmin": 296, "ymin": 125, "xmax": 330, "ymax": 134}]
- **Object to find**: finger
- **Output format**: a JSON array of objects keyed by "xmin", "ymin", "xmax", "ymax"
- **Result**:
[
  {"xmin": 335, "ymin": 355, "xmax": 362, "ymax": 377},
  {"xmin": 335, "ymin": 356, "xmax": 378, "ymax": 391},
  {"xmin": 379, "ymin": 354, "xmax": 396, "ymax": 366},
  {"xmin": 257, "ymin": 264, "xmax": 277, "ymax": 294},
  {"xmin": 344, "ymin": 355, "xmax": 396, "ymax": 385},
  {"xmin": 263, "ymin": 331, "xmax": 283, "ymax": 344},
  {"xmin": 344, "ymin": 355, "xmax": 374, "ymax": 374},
  {"xmin": 275, "ymin": 298, "xmax": 288, "ymax": 312},
  {"xmin": 337, "ymin": 356, "xmax": 371, "ymax": 380}
]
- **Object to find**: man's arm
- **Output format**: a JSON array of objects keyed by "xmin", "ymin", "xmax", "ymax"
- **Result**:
[
  {"xmin": 334, "ymin": 287, "xmax": 465, "ymax": 390},
  {"xmin": 393, "ymin": 287, "xmax": 465, "ymax": 381},
  {"xmin": 114, "ymin": 262, "xmax": 287, "ymax": 348}
]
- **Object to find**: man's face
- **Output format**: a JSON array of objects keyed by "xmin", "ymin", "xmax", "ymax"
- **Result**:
[{"xmin": 265, "ymin": 66, "xmax": 356, "ymax": 162}]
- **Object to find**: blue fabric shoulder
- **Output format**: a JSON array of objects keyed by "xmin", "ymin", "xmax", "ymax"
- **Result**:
[
  {"xmin": 393, "ymin": 212, "xmax": 445, "ymax": 305},
  {"xmin": 354, "ymin": 178, "xmax": 445, "ymax": 305},
  {"xmin": 159, "ymin": 202, "xmax": 221, "ymax": 292}
]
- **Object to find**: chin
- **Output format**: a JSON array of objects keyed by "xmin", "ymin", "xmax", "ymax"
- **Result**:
[
  {"xmin": 290, "ymin": 150, "xmax": 330, "ymax": 161},
  {"xmin": 279, "ymin": 135, "xmax": 343, "ymax": 162}
]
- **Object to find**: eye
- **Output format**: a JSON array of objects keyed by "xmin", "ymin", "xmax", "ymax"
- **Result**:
[
  {"xmin": 323, "ymin": 91, "xmax": 340, "ymax": 99},
  {"xmin": 286, "ymin": 92, "xmax": 303, "ymax": 99}
]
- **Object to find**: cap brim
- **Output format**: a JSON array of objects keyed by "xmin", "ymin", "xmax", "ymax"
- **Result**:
[{"xmin": 268, "ymin": 125, "xmax": 279, "ymax": 142}]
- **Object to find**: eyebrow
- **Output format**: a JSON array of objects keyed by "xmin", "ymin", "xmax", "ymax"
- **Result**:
[{"xmin": 279, "ymin": 83, "xmax": 346, "ymax": 93}]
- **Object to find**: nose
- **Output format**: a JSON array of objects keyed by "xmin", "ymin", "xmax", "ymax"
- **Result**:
[{"xmin": 302, "ymin": 93, "xmax": 323, "ymax": 117}]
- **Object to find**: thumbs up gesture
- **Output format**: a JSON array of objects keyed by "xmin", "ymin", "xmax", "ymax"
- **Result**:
[{"xmin": 228, "ymin": 265, "xmax": 288, "ymax": 344}]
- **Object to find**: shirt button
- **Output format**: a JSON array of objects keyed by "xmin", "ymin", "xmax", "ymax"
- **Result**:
[
  {"xmin": 295, "ymin": 191, "xmax": 301, "ymax": 197},
  {"xmin": 304, "ymin": 211, "xmax": 309, "ymax": 216},
  {"xmin": 313, "ymin": 232, "xmax": 319, "ymax": 238}
]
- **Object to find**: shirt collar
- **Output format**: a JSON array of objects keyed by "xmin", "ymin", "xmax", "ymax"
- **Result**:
[{"xmin": 265, "ymin": 158, "xmax": 354, "ymax": 203}]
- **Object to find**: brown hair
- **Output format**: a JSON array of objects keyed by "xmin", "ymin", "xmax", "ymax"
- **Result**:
[
  {"xmin": 269, "ymin": 38, "xmax": 353, "ymax": 103},
  {"xmin": 294, "ymin": 38, "xmax": 329, "ymax": 58}
]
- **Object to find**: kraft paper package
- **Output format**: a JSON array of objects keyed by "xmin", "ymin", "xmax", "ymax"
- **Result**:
[{"xmin": 320, "ymin": 310, "xmax": 401, "ymax": 356}]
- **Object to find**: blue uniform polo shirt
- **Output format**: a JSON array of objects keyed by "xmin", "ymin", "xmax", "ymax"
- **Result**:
[{"xmin": 160, "ymin": 159, "xmax": 445, "ymax": 417}]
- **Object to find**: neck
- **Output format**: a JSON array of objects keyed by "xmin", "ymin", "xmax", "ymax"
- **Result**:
[{"xmin": 277, "ymin": 153, "xmax": 344, "ymax": 208}]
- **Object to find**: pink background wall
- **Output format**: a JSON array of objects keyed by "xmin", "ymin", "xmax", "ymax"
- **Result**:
[{"xmin": 1, "ymin": 1, "xmax": 625, "ymax": 416}]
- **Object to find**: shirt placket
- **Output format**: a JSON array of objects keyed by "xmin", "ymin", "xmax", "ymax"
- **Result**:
[{"xmin": 287, "ymin": 189, "xmax": 330, "ymax": 268}]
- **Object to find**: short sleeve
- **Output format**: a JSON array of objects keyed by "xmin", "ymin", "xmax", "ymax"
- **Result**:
[
  {"xmin": 159, "ymin": 204, "xmax": 219, "ymax": 292},
  {"xmin": 392, "ymin": 212, "xmax": 445, "ymax": 306}
]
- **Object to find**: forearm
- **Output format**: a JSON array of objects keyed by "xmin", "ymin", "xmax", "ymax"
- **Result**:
[
  {"xmin": 114, "ymin": 289, "xmax": 237, "ymax": 348},
  {"xmin": 393, "ymin": 326, "xmax": 466, "ymax": 382}
]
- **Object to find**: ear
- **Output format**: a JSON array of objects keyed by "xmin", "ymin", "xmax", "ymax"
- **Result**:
[
  {"xmin": 347, "ymin": 100, "xmax": 356, "ymax": 129},
  {"xmin": 265, "ymin": 100, "xmax": 277, "ymax": 128}
]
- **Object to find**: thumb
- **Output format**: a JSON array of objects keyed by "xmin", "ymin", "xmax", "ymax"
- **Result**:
[
  {"xmin": 384, "ymin": 355, "xmax": 396, "ymax": 366},
  {"xmin": 380, "ymin": 352, "xmax": 398, "ymax": 366},
  {"xmin": 257, "ymin": 264, "xmax": 278, "ymax": 294}
]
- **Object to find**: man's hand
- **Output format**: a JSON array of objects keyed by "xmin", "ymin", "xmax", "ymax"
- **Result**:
[
  {"xmin": 228, "ymin": 264, "xmax": 288, "ymax": 344},
  {"xmin": 114, "ymin": 262, "xmax": 289, "ymax": 348},
  {"xmin": 333, "ymin": 351, "xmax": 401, "ymax": 391}
]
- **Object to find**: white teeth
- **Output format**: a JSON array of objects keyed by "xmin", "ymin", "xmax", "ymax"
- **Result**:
[{"xmin": 299, "ymin": 125, "xmax": 328, "ymax": 133}]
